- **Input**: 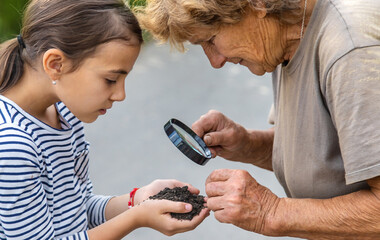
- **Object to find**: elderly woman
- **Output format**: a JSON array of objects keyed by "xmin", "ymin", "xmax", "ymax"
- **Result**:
[{"xmin": 135, "ymin": 0, "xmax": 380, "ymax": 239}]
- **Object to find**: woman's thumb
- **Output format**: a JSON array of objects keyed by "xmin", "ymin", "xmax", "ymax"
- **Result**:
[{"xmin": 204, "ymin": 131, "xmax": 225, "ymax": 146}]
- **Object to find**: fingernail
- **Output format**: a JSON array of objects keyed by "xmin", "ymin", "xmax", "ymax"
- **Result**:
[
  {"xmin": 185, "ymin": 204, "xmax": 192, "ymax": 211},
  {"xmin": 204, "ymin": 135, "xmax": 211, "ymax": 145}
]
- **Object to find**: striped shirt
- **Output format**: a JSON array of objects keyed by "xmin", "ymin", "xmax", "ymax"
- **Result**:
[{"xmin": 0, "ymin": 96, "xmax": 112, "ymax": 239}]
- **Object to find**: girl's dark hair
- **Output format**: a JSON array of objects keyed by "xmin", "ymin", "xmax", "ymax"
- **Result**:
[{"xmin": 0, "ymin": 0, "xmax": 143, "ymax": 93}]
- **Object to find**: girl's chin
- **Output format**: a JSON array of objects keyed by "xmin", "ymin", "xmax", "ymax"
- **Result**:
[{"xmin": 77, "ymin": 115, "xmax": 98, "ymax": 124}]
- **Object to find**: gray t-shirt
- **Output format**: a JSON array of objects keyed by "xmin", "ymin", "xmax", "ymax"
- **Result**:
[{"xmin": 271, "ymin": 0, "xmax": 380, "ymax": 199}]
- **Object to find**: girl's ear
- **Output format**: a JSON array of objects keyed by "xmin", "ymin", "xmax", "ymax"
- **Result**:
[{"xmin": 42, "ymin": 49, "xmax": 66, "ymax": 81}]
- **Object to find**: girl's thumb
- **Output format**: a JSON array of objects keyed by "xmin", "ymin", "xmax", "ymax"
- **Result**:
[{"xmin": 163, "ymin": 201, "xmax": 192, "ymax": 213}]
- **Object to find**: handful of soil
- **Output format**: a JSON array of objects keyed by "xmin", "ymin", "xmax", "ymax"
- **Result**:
[{"xmin": 149, "ymin": 186, "xmax": 206, "ymax": 220}]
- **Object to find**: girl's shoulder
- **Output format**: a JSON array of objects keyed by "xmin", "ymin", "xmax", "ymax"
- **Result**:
[
  {"xmin": 0, "ymin": 121, "xmax": 38, "ymax": 162},
  {"xmin": 0, "ymin": 98, "xmax": 38, "ymax": 152},
  {"xmin": 0, "ymin": 97, "xmax": 30, "ymax": 135}
]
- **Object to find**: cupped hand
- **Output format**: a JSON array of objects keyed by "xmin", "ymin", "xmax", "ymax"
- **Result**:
[
  {"xmin": 133, "ymin": 199, "xmax": 210, "ymax": 236},
  {"xmin": 191, "ymin": 110, "xmax": 252, "ymax": 162},
  {"xmin": 134, "ymin": 179, "xmax": 201, "ymax": 205},
  {"xmin": 205, "ymin": 169, "xmax": 279, "ymax": 234}
]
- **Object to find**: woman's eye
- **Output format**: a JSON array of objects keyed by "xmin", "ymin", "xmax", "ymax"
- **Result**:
[{"xmin": 208, "ymin": 36, "xmax": 216, "ymax": 45}]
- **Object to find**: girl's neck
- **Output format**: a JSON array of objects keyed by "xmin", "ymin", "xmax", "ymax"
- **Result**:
[{"xmin": 3, "ymin": 66, "xmax": 62, "ymax": 129}]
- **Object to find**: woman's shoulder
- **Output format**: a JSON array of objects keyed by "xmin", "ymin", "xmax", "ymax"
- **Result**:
[
  {"xmin": 326, "ymin": 0, "xmax": 380, "ymax": 47},
  {"xmin": 310, "ymin": 0, "xmax": 380, "ymax": 77}
]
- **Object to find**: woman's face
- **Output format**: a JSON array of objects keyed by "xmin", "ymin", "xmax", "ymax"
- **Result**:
[
  {"xmin": 56, "ymin": 40, "xmax": 140, "ymax": 123},
  {"xmin": 190, "ymin": 9, "xmax": 284, "ymax": 76}
]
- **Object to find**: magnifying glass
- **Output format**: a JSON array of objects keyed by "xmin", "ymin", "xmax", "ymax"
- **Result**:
[{"xmin": 164, "ymin": 119, "xmax": 211, "ymax": 165}]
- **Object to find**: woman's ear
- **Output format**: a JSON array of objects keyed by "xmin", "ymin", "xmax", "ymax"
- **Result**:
[{"xmin": 42, "ymin": 49, "xmax": 66, "ymax": 81}]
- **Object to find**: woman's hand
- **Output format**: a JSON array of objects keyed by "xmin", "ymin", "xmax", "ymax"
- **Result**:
[
  {"xmin": 132, "ymin": 199, "xmax": 210, "ymax": 236},
  {"xmin": 192, "ymin": 110, "xmax": 274, "ymax": 170},
  {"xmin": 134, "ymin": 179, "xmax": 201, "ymax": 205},
  {"xmin": 205, "ymin": 169, "xmax": 279, "ymax": 234},
  {"xmin": 191, "ymin": 110, "xmax": 254, "ymax": 162}
]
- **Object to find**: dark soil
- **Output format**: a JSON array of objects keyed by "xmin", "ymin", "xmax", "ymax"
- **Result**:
[{"xmin": 149, "ymin": 186, "xmax": 206, "ymax": 220}]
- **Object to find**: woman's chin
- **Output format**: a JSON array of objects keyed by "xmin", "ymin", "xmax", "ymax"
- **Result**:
[
  {"xmin": 248, "ymin": 67, "xmax": 266, "ymax": 76},
  {"xmin": 240, "ymin": 61, "xmax": 266, "ymax": 76}
]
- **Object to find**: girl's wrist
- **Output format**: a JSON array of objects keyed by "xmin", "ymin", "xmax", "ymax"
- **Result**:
[
  {"xmin": 126, "ymin": 202, "xmax": 146, "ymax": 229},
  {"xmin": 128, "ymin": 188, "xmax": 139, "ymax": 208}
]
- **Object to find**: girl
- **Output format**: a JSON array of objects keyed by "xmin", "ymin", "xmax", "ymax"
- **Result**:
[{"xmin": 0, "ymin": 0, "xmax": 209, "ymax": 239}]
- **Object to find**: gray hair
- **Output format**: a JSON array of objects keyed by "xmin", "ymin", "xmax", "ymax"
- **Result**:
[{"xmin": 135, "ymin": 0, "xmax": 302, "ymax": 51}]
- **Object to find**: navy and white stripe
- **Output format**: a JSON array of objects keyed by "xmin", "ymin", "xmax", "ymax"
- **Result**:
[{"xmin": 0, "ymin": 96, "xmax": 111, "ymax": 239}]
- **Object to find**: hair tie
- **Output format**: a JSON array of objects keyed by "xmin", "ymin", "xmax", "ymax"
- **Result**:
[{"xmin": 17, "ymin": 35, "xmax": 26, "ymax": 49}]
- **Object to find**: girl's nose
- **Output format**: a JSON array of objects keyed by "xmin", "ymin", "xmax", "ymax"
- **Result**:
[{"xmin": 110, "ymin": 82, "xmax": 126, "ymax": 102}]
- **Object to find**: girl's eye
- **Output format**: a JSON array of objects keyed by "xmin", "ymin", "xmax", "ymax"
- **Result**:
[{"xmin": 106, "ymin": 79, "xmax": 117, "ymax": 84}]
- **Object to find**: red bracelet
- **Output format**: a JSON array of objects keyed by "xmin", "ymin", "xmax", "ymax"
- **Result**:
[{"xmin": 128, "ymin": 188, "xmax": 139, "ymax": 208}]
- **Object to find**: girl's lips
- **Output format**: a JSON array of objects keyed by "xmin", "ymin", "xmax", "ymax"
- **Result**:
[{"xmin": 99, "ymin": 109, "xmax": 107, "ymax": 115}]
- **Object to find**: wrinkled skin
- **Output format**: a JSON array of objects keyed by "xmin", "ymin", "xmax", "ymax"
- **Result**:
[
  {"xmin": 192, "ymin": 110, "xmax": 274, "ymax": 170},
  {"xmin": 205, "ymin": 169, "xmax": 279, "ymax": 234}
]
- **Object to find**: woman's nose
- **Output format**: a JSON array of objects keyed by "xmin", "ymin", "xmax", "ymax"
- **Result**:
[{"xmin": 201, "ymin": 45, "xmax": 227, "ymax": 69}]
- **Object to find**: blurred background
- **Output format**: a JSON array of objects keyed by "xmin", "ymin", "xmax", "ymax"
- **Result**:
[{"xmin": 1, "ymin": 1, "xmax": 301, "ymax": 239}]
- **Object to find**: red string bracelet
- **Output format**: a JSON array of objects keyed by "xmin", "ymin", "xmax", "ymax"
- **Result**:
[{"xmin": 128, "ymin": 188, "xmax": 139, "ymax": 209}]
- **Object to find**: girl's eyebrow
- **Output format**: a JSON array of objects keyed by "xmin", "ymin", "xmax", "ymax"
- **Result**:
[{"xmin": 110, "ymin": 69, "xmax": 128, "ymax": 74}]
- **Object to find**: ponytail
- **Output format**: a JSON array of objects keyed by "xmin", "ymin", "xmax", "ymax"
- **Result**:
[
  {"xmin": 0, "ymin": 0, "xmax": 143, "ymax": 95},
  {"xmin": 0, "ymin": 38, "xmax": 25, "ymax": 94}
]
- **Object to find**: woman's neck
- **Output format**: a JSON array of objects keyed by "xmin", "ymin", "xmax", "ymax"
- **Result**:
[{"xmin": 283, "ymin": 0, "xmax": 318, "ymax": 61}]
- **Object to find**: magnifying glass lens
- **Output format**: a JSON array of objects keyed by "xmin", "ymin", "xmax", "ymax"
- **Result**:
[
  {"xmin": 164, "ymin": 119, "xmax": 211, "ymax": 165},
  {"xmin": 172, "ymin": 124, "xmax": 207, "ymax": 156}
]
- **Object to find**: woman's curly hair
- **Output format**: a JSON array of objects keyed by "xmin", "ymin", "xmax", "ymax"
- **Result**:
[{"xmin": 134, "ymin": 0, "xmax": 302, "ymax": 51}]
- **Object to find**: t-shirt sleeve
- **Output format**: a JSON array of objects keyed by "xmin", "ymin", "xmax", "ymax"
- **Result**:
[
  {"xmin": 75, "ymin": 142, "xmax": 113, "ymax": 229},
  {"xmin": 267, "ymin": 104, "xmax": 275, "ymax": 125},
  {"xmin": 86, "ymin": 192, "xmax": 113, "ymax": 229},
  {"xmin": 0, "ymin": 127, "xmax": 89, "ymax": 239},
  {"xmin": 325, "ymin": 46, "xmax": 380, "ymax": 184}
]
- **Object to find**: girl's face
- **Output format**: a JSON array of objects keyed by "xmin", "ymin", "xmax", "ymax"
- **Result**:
[{"xmin": 56, "ymin": 40, "xmax": 141, "ymax": 123}]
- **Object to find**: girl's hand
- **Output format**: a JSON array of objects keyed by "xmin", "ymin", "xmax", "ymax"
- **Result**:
[
  {"xmin": 132, "ymin": 199, "xmax": 210, "ymax": 236},
  {"xmin": 134, "ymin": 179, "xmax": 200, "ymax": 205}
]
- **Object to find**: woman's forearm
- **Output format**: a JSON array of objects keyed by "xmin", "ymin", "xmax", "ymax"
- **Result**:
[
  {"xmin": 244, "ymin": 128, "xmax": 274, "ymax": 171},
  {"xmin": 268, "ymin": 176, "xmax": 380, "ymax": 239}
]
